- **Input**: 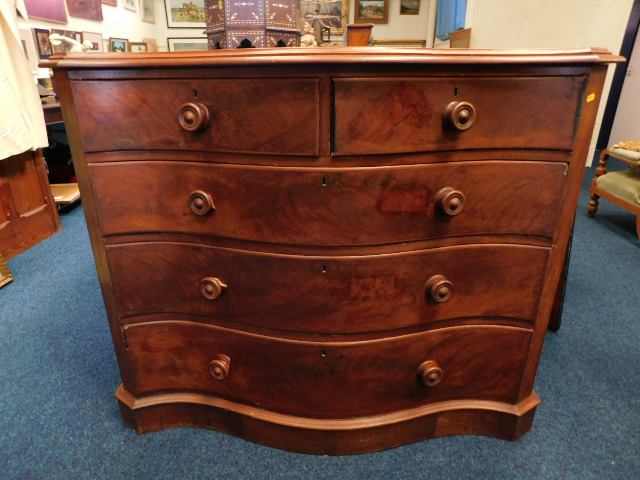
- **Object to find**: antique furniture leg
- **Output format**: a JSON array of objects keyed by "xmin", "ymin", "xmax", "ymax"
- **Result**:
[{"xmin": 588, "ymin": 149, "xmax": 610, "ymax": 217}]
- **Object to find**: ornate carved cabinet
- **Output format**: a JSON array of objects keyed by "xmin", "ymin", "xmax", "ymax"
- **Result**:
[
  {"xmin": 47, "ymin": 48, "xmax": 620, "ymax": 454},
  {"xmin": 204, "ymin": 0, "xmax": 300, "ymax": 48}
]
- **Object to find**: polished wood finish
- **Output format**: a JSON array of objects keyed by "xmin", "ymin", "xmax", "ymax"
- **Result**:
[
  {"xmin": 0, "ymin": 150, "xmax": 61, "ymax": 259},
  {"xmin": 346, "ymin": 24, "xmax": 374, "ymax": 46},
  {"xmin": 90, "ymin": 161, "xmax": 567, "ymax": 244},
  {"xmin": 48, "ymin": 48, "xmax": 616, "ymax": 454}
]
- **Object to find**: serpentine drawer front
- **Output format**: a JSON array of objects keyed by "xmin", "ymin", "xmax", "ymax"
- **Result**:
[
  {"xmin": 108, "ymin": 242, "xmax": 549, "ymax": 333},
  {"xmin": 91, "ymin": 161, "xmax": 567, "ymax": 243},
  {"xmin": 47, "ymin": 47, "xmax": 620, "ymax": 455}
]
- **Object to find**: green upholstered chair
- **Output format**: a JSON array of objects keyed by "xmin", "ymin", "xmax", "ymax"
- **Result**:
[{"xmin": 588, "ymin": 145, "xmax": 640, "ymax": 239}]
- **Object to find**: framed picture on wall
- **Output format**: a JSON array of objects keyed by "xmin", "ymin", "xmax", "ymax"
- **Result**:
[
  {"xmin": 102, "ymin": 0, "xmax": 117, "ymax": 5},
  {"xmin": 167, "ymin": 37, "xmax": 208, "ymax": 51},
  {"xmin": 299, "ymin": 0, "xmax": 349, "ymax": 34},
  {"xmin": 355, "ymin": 0, "xmax": 388, "ymax": 24},
  {"xmin": 142, "ymin": 0, "xmax": 155, "ymax": 23},
  {"xmin": 24, "ymin": 0, "xmax": 68, "ymax": 24},
  {"xmin": 164, "ymin": 0, "xmax": 206, "ymax": 28},
  {"xmin": 50, "ymin": 29, "xmax": 82, "ymax": 54},
  {"xmin": 400, "ymin": 0, "xmax": 420, "ymax": 15},
  {"xmin": 33, "ymin": 28, "xmax": 52, "ymax": 59},
  {"xmin": 82, "ymin": 31, "xmax": 104, "ymax": 51},
  {"xmin": 123, "ymin": 0, "xmax": 136, "ymax": 11},
  {"xmin": 109, "ymin": 37, "xmax": 129, "ymax": 52},
  {"xmin": 66, "ymin": 0, "xmax": 103, "ymax": 21}
]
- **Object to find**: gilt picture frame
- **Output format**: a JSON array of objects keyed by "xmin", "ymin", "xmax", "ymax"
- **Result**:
[
  {"xmin": 355, "ymin": 0, "xmax": 388, "ymax": 24},
  {"xmin": 164, "ymin": 0, "xmax": 206, "ymax": 28}
]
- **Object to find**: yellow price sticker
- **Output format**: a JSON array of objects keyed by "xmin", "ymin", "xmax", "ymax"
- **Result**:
[{"xmin": 586, "ymin": 92, "xmax": 596, "ymax": 103}]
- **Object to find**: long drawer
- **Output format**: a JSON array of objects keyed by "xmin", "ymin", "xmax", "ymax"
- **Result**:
[
  {"xmin": 71, "ymin": 78, "xmax": 320, "ymax": 155},
  {"xmin": 122, "ymin": 320, "xmax": 531, "ymax": 418},
  {"xmin": 108, "ymin": 242, "xmax": 548, "ymax": 333},
  {"xmin": 333, "ymin": 76, "xmax": 583, "ymax": 155},
  {"xmin": 92, "ymin": 160, "xmax": 566, "ymax": 244}
]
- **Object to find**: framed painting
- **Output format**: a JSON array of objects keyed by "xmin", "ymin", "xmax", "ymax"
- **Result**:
[
  {"xmin": 355, "ymin": 0, "xmax": 388, "ymax": 24},
  {"xmin": 164, "ymin": 0, "xmax": 206, "ymax": 28},
  {"xmin": 102, "ymin": 0, "xmax": 117, "ymax": 5},
  {"xmin": 24, "ymin": 0, "xmax": 68, "ymax": 24},
  {"xmin": 300, "ymin": 0, "xmax": 348, "ymax": 34},
  {"xmin": 142, "ymin": 0, "xmax": 155, "ymax": 23},
  {"xmin": 33, "ymin": 28, "xmax": 52, "ymax": 59},
  {"xmin": 66, "ymin": 0, "xmax": 103, "ymax": 21},
  {"xmin": 400, "ymin": 0, "xmax": 420, "ymax": 15},
  {"xmin": 82, "ymin": 31, "xmax": 104, "ymax": 51},
  {"xmin": 167, "ymin": 37, "xmax": 208, "ymax": 51},
  {"xmin": 123, "ymin": 0, "xmax": 136, "ymax": 11},
  {"xmin": 50, "ymin": 29, "xmax": 82, "ymax": 54},
  {"xmin": 128, "ymin": 42, "xmax": 148, "ymax": 52},
  {"xmin": 109, "ymin": 37, "xmax": 129, "ymax": 52}
]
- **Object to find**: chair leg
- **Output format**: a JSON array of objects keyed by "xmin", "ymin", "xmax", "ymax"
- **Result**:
[{"xmin": 587, "ymin": 149, "xmax": 610, "ymax": 218}]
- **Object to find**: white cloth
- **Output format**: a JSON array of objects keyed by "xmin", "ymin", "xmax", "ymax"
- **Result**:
[{"xmin": 0, "ymin": 0, "xmax": 48, "ymax": 160}]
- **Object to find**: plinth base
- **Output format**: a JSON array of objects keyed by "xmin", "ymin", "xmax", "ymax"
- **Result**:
[{"xmin": 116, "ymin": 386, "xmax": 539, "ymax": 455}]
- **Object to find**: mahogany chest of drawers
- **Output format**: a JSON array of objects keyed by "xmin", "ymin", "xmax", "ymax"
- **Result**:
[{"xmin": 48, "ymin": 47, "xmax": 619, "ymax": 454}]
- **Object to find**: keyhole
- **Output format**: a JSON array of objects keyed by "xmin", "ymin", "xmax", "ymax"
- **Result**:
[
  {"xmin": 321, "ymin": 175, "xmax": 328, "ymax": 187},
  {"xmin": 453, "ymin": 87, "xmax": 459, "ymax": 97},
  {"xmin": 320, "ymin": 349, "xmax": 327, "ymax": 358},
  {"xmin": 321, "ymin": 264, "xmax": 328, "ymax": 274},
  {"xmin": 193, "ymin": 89, "xmax": 198, "ymax": 98}
]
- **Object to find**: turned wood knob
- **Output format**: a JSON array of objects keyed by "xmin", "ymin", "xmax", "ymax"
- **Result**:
[
  {"xmin": 435, "ymin": 187, "xmax": 465, "ymax": 216},
  {"xmin": 444, "ymin": 101, "xmax": 476, "ymax": 131},
  {"xmin": 189, "ymin": 190, "xmax": 215, "ymax": 216},
  {"xmin": 209, "ymin": 354, "xmax": 231, "ymax": 380},
  {"xmin": 418, "ymin": 360, "xmax": 444, "ymax": 387},
  {"xmin": 425, "ymin": 275, "xmax": 453, "ymax": 303},
  {"xmin": 201, "ymin": 276, "xmax": 227, "ymax": 300},
  {"xmin": 178, "ymin": 102, "xmax": 210, "ymax": 132}
]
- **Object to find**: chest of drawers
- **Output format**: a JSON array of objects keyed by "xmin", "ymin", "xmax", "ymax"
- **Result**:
[{"xmin": 47, "ymin": 47, "xmax": 619, "ymax": 455}]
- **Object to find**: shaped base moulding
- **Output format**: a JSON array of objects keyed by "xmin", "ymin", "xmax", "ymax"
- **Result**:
[{"xmin": 115, "ymin": 386, "xmax": 540, "ymax": 455}]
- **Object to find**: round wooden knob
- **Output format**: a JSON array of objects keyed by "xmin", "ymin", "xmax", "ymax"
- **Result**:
[
  {"xmin": 425, "ymin": 275, "xmax": 453, "ymax": 303},
  {"xmin": 444, "ymin": 101, "xmax": 476, "ymax": 131},
  {"xmin": 435, "ymin": 187, "xmax": 465, "ymax": 216},
  {"xmin": 178, "ymin": 102, "xmax": 210, "ymax": 132},
  {"xmin": 418, "ymin": 360, "xmax": 443, "ymax": 387},
  {"xmin": 201, "ymin": 276, "xmax": 227, "ymax": 301},
  {"xmin": 209, "ymin": 354, "xmax": 231, "ymax": 380},
  {"xmin": 189, "ymin": 190, "xmax": 215, "ymax": 216}
]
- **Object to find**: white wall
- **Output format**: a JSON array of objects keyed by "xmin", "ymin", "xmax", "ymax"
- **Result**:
[{"xmin": 466, "ymin": 0, "xmax": 634, "ymax": 163}]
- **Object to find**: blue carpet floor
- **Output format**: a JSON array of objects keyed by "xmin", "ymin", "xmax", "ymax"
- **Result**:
[{"xmin": 1, "ymin": 166, "xmax": 638, "ymax": 479}]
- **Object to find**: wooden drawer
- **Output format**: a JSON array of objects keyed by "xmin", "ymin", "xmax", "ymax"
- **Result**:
[
  {"xmin": 92, "ymin": 160, "xmax": 566, "ymax": 244},
  {"xmin": 122, "ymin": 321, "xmax": 531, "ymax": 418},
  {"xmin": 333, "ymin": 76, "xmax": 583, "ymax": 155},
  {"xmin": 108, "ymin": 242, "xmax": 548, "ymax": 332},
  {"xmin": 71, "ymin": 78, "xmax": 319, "ymax": 156}
]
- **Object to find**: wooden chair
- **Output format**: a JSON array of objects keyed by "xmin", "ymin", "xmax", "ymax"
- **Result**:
[{"xmin": 588, "ymin": 145, "xmax": 640, "ymax": 238}]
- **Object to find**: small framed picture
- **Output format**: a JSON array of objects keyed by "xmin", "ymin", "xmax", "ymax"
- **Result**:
[
  {"xmin": 128, "ymin": 42, "xmax": 148, "ymax": 53},
  {"xmin": 123, "ymin": 0, "xmax": 136, "ymax": 11},
  {"xmin": 355, "ymin": 0, "xmax": 389, "ymax": 24},
  {"xmin": 142, "ymin": 0, "xmax": 155, "ymax": 23},
  {"xmin": 82, "ymin": 31, "xmax": 104, "ymax": 51},
  {"xmin": 400, "ymin": 0, "xmax": 420, "ymax": 15},
  {"xmin": 164, "ymin": 0, "xmax": 206, "ymax": 28},
  {"xmin": 167, "ymin": 37, "xmax": 208, "ymax": 52},
  {"xmin": 109, "ymin": 37, "xmax": 129, "ymax": 52},
  {"xmin": 33, "ymin": 28, "xmax": 52, "ymax": 59}
]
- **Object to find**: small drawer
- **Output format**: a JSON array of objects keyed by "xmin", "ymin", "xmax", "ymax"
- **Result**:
[
  {"xmin": 91, "ymin": 160, "xmax": 566, "ymax": 244},
  {"xmin": 71, "ymin": 78, "xmax": 319, "ymax": 156},
  {"xmin": 108, "ymin": 242, "xmax": 548, "ymax": 333},
  {"xmin": 333, "ymin": 76, "xmax": 583, "ymax": 155},
  {"xmin": 122, "ymin": 321, "xmax": 531, "ymax": 418}
]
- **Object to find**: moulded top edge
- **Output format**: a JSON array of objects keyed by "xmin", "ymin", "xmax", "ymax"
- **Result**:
[{"xmin": 41, "ymin": 46, "xmax": 624, "ymax": 70}]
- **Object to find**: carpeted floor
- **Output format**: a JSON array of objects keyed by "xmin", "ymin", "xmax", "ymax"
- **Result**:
[{"xmin": 1, "ymin": 166, "xmax": 638, "ymax": 479}]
